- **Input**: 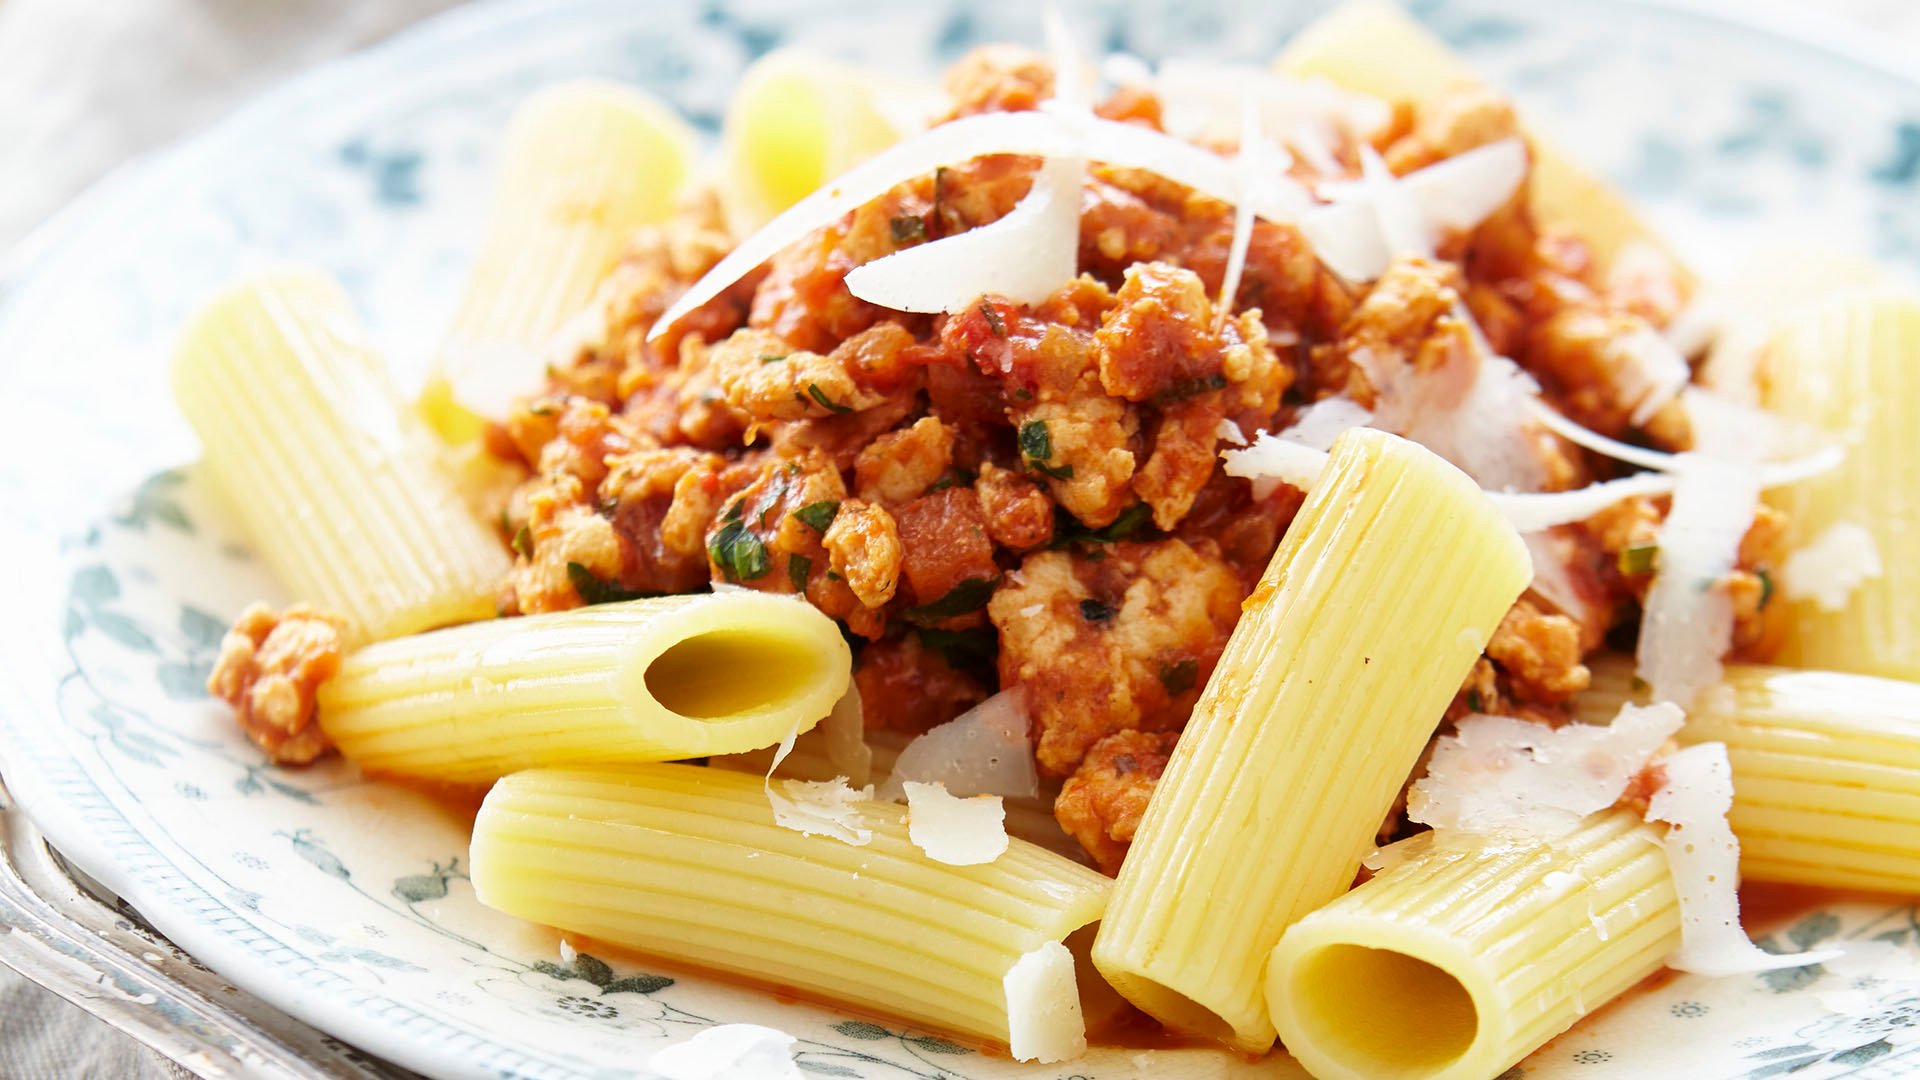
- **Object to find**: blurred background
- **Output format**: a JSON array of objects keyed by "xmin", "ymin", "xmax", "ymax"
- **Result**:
[{"xmin": 0, "ymin": 0, "xmax": 1914, "ymax": 1076}]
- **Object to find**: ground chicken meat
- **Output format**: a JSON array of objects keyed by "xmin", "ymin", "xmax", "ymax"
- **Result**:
[
  {"xmin": 940, "ymin": 44, "xmax": 1052, "ymax": 119},
  {"xmin": 991, "ymin": 539, "xmax": 1244, "ymax": 776},
  {"xmin": 709, "ymin": 325, "xmax": 898, "ymax": 423},
  {"xmin": 822, "ymin": 497, "xmax": 902, "ymax": 609},
  {"xmin": 207, "ymin": 603, "xmax": 347, "ymax": 765},
  {"xmin": 1054, "ymin": 729, "xmax": 1178, "ymax": 874},
  {"xmin": 892, "ymin": 488, "xmax": 999, "ymax": 613},
  {"xmin": 854, "ymin": 415, "xmax": 954, "ymax": 504},
  {"xmin": 975, "ymin": 463, "xmax": 1055, "ymax": 550},
  {"xmin": 1486, "ymin": 598, "xmax": 1591, "ymax": 703}
]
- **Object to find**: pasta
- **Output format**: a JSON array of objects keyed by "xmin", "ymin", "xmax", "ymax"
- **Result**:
[
  {"xmin": 468, "ymin": 764, "xmax": 1110, "ymax": 1055},
  {"xmin": 1267, "ymin": 810, "xmax": 1680, "ymax": 1080},
  {"xmin": 1580, "ymin": 656, "xmax": 1920, "ymax": 893},
  {"xmin": 1092, "ymin": 428, "xmax": 1532, "ymax": 1052},
  {"xmin": 170, "ymin": 268, "xmax": 508, "ymax": 644},
  {"xmin": 1275, "ymin": 0, "xmax": 1694, "ymax": 290},
  {"xmin": 418, "ymin": 80, "xmax": 697, "ymax": 442},
  {"xmin": 1755, "ymin": 294, "xmax": 1920, "ymax": 681},
  {"xmin": 317, "ymin": 592, "xmax": 850, "ymax": 784}
]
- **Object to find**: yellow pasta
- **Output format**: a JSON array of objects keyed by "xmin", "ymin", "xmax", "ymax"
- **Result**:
[
  {"xmin": 317, "ymin": 592, "xmax": 850, "ymax": 784},
  {"xmin": 1091, "ymin": 429, "xmax": 1532, "ymax": 1052},
  {"xmin": 469, "ymin": 764, "xmax": 1109, "ymax": 1048},
  {"xmin": 1754, "ymin": 293, "xmax": 1920, "ymax": 681},
  {"xmin": 1275, "ymin": 1, "xmax": 1693, "ymax": 292},
  {"xmin": 1580, "ymin": 656, "xmax": 1920, "ymax": 893},
  {"xmin": 419, "ymin": 80, "xmax": 697, "ymax": 442},
  {"xmin": 1267, "ymin": 810, "xmax": 1680, "ymax": 1080},
  {"xmin": 720, "ymin": 48, "xmax": 928, "ymax": 233},
  {"xmin": 170, "ymin": 268, "xmax": 509, "ymax": 644}
]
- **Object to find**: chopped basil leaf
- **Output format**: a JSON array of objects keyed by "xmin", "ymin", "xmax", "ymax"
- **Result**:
[
  {"xmin": 807, "ymin": 383, "xmax": 853, "ymax": 414},
  {"xmin": 511, "ymin": 524, "xmax": 534, "ymax": 559},
  {"xmin": 528, "ymin": 400, "xmax": 559, "ymax": 417},
  {"xmin": 723, "ymin": 497, "xmax": 745, "ymax": 525},
  {"xmin": 1079, "ymin": 598, "xmax": 1114, "ymax": 623},
  {"xmin": 758, "ymin": 353, "xmax": 788, "ymax": 364},
  {"xmin": 708, "ymin": 522, "xmax": 772, "ymax": 582},
  {"xmin": 1012, "ymin": 386, "xmax": 1033, "ymax": 401},
  {"xmin": 1158, "ymin": 658, "xmax": 1199, "ymax": 695},
  {"xmin": 1051, "ymin": 503, "xmax": 1153, "ymax": 548},
  {"xmin": 1018, "ymin": 420, "xmax": 1052, "ymax": 461},
  {"xmin": 792, "ymin": 500, "xmax": 841, "ymax": 533},
  {"xmin": 980, "ymin": 300, "xmax": 1007, "ymax": 338},
  {"xmin": 826, "ymin": 569, "xmax": 844, "ymax": 581},
  {"xmin": 926, "ymin": 468, "xmax": 978, "ymax": 493},
  {"xmin": 1465, "ymin": 689, "xmax": 1485, "ymax": 713},
  {"xmin": 890, "ymin": 215, "xmax": 928, "ymax": 243},
  {"xmin": 788, "ymin": 553, "xmax": 812, "ymax": 593},
  {"xmin": 1757, "ymin": 566, "xmax": 1775, "ymax": 610},
  {"xmin": 905, "ymin": 576, "xmax": 1000, "ymax": 624},
  {"xmin": 1617, "ymin": 544, "xmax": 1658, "ymax": 575},
  {"xmin": 567, "ymin": 562, "xmax": 649, "ymax": 605},
  {"xmin": 1152, "ymin": 372, "xmax": 1229, "ymax": 405},
  {"xmin": 1034, "ymin": 461, "xmax": 1074, "ymax": 480}
]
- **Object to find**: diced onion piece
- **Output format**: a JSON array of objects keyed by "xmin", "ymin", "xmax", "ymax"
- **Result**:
[
  {"xmin": 1636, "ymin": 456, "xmax": 1760, "ymax": 709},
  {"xmin": 1302, "ymin": 137, "xmax": 1527, "ymax": 281},
  {"xmin": 875, "ymin": 689, "xmax": 1039, "ymax": 802},
  {"xmin": 1003, "ymin": 941, "xmax": 1088, "ymax": 1064},
  {"xmin": 649, "ymin": 1024, "xmax": 804, "ymax": 1080},
  {"xmin": 1407, "ymin": 702, "xmax": 1683, "ymax": 838},
  {"xmin": 903, "ymin": 781, "xmax": 1009, "ymax": 866},
  {"xmin": 652, "ymin": 110, "xmax": 1313, "ymax": 341},
  {"xmin": 1646, "ymin": 743, "xmax": 1842, "ymax": 976},
  {"xmin": 1781, "ymin": 522, "xmax": 1884, "ymax": 612},
  {"xmin": 845, "ymin": 155, "xmax": 1084, "ymax": 311}
]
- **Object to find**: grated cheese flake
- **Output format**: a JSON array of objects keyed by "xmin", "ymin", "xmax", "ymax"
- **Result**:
[
  {"xmin": 1782, "ymin": 522, "xmax": 1883, "ymax": 612},
  {"xmin": 649, "ymin": 1024, "xmax": 804, "ymax": 1080},
  {"xmin": 1301, "ymin": 137, "xmax": 1527, "ymax": 281},
  {"xmin": 876, "ymin": 688, "xmax": 1038, "ymax": 803},
  {"xmin": 1645, "ymin": 743, "xmax": 1842, "ymax": 976},
  {"xmin": 1003, "ymin": 941, "xmax": 1088, "ymax": 1063},
  {"xmin": 1636, "ymin": 455, "xmax": 1760, "ymax": 709},
  {"xmin": 903, "ymin": 781, "xmax": 1009, "ymax": 865},
  {"xmin": 763, "ymin": 715, "xmax": 874, "ymax": 846},
  {"xmin": 1407, "ymin": 702, "xmax": 1683, "ymax": 839}
]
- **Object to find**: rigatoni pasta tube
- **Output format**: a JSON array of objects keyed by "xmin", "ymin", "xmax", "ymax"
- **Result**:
[
  {"xmin": 419, "ymin": 80, "xmax": 696, "ymax": 440},
  {"xmin": 317, "ymin": 592, "xmax": 849, "ymax": 783},
  {"xmin": 1757, "ymin": 294, "xmax": 1920, "ymax": 681},
  {"xmin": 469, "ymin": 764, "xmax": 1109, "ymax": 1049},
  {"xmin": 1267, "ymin": 810, "xmax": 1680, "ymax": 1080},
  {"xmin": 1092, "ymin": 429, "xmax": 1532, "ymax": 1052},
  {"xmin": 170, "ymin": 269, "xmax": 509, "ymax": 643},
  {"xmin": 1580, "ymin": 656, "xmax": 1920, "ymax": 893}
]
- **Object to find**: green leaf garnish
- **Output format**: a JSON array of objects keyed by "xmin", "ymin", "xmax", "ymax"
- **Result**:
[
  {"xmin": 567, "ymin": 562, "xmax": 649, "ymax": 605},
  {"xmin": 788, "ymin": 553, "xmax": 812, "ymax": 593},
  {"xmin": 1758, "ymin": 566, "xmax": 1775, "ymax": 610},
  {"xmin": 758, "ymin": 353, "xmax": 788, "ymax": 364},
  {"xmin": 1617, "ymin": 544, "xmax": 1658, "ymax": 575},
  {"xmin": 511, "ymin": 524, "xmax": 533, "ymax": 559},
  {"xmin": 708, "ymin": 522, "xmax": 772, "ymax": 582},
  {"xmin": 792, "ymin": 500, "xmax": 841, "ymax": 533},
  {"xmin": 1079, "ymin": 598, "xmax": 1113, "ymax": 623},
  {"xmin": 890, "ymin": 215, "xmax": 928, "ymax": 243},
  {"xmin": 807, "ymin": 383, "xmax": 854, "ymax": 414},
  {"xmin": 905, "ymin": 576, "xmax": 1000, "ymax": 624}
]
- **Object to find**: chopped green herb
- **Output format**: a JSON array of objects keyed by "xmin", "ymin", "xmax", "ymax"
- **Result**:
[
  {"xmin": 792, "ymin": 500, "xmax": 841, "ymax": 533},
  {"xmin": 979, "ymin": 301, "xmax": 1007, "ymax": 338},
  {"xmin": 708, "ymin": 522, "xmax": 772, "ymax": 582},
  {"xmin": 826, "ymin": 569, "xmax": 844, "ymax": 582},
  {"xmin": 1079, "ymin": 598, "xmax": 1114, "ymax": 623},
  {"xmin": 905, "ymin": 576, "xmax": 1000, "ymax": 624},
  {"xmin": 926, "ymin": 468, "xmax": 978, "ymax": 493},
  {"xmin": 497, "ymin": 507, "xmax": 512, "ymax": 534},
  {"xmin": 528, "ymin": 400, "xmax": 559, "ymax": 417},
  {"xmin": 1158, "ymin": 658, "xmax": 1200, "ymax": 695},
  {"xmin": 807, "ymin": 383, "xmax": 853, "ymax": 414},
  {"xmin": 788, "ymin": 553, "xmax": 812, "ymax": 592},
  {"xmin": 511, "ymin": 524, "xmax": 534, "ymax": 559},
  {"xmin": 1465, "ymin": 689, "xmax": 1485, "ymax": 713},
  {"xmin": 1033, "ymin": 461, "xmax": 1075, "ymax": 480},
  {"xmin": 1018, "ymin": 419, "xmax": 1076, "ymax": 480},
  {"xmin": 1153, "ymin": 372, "xmax": 1230, "ymax": 405},
  {"xmin": 758, "ymin": 353, "xmax": 788, "ymax": 364},
  {"xmin": 1618, "ymin": 544, "xmax": 1659, "ymax": 575},
  {"xmin": 1051, "ymin": 503, "xmax": 1154, "ymax": 548},
  {"xmin": 890, "ymin": 215, "xmax": 928, "ymax": 243},
  {"xmin": 1013, "ymin": 387, "xmax": 1033, "ymax": 401},
  {"xmin": 567, "ymin": 562, "xmax": 649, "ymax": 605},
  {"xmin": 723, "ymin": 497, "xmax": 745, "ymax": 525},
  {"xmin": 917, "ymin": 626, "xmax": 998, "ymax": 677},
  {"xmin": 1758, "ymin": 566, "xmax": 1775, "ymax": 610}
]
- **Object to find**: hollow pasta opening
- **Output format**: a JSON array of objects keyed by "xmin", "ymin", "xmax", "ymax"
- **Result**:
[
  {"xmin": 644, "ymin": 628, "xmax": 823, "ymax": 719},
  {"xmin": 1286, "ymin": 944, "xmax": 1479, "ymax": 1078},
  {"xmin": 1096, "ymin": 970, "xmax": 1244, "ymax": 1049}
]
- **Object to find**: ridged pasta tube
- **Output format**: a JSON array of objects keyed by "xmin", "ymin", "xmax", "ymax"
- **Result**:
[
  {"xmin": 1267, "ymin": 810, "xmax": 1680, "ymax": 1080},
  {"xmin": 1757, "ymin": 294, "xmax": 1920, "ymax": 681},
  {"xmin": 170, "ymin": 268, "xmax": 509, "ymax": 643},
  {"xmin": 419, "ymin": 80, "xmax": 697, "ymax": 440},
  {"xmin": 469, "ymin": 764, "xmax": 1110, "ymax": 1049},
  {"xmin": 1275, "ymin": 1, "xmax": 1694, "ymax": 293},
  {"xmin": 1580, "ymin": 656, "xmax": 1920, "ymax": 893},
  {"xmin": 1092, "ymin": 429, "xmax": 1532, "ymax": 1052},
  {"xmin": 317, "ymin": 592, "xmax": 850, "ymax": 783}
]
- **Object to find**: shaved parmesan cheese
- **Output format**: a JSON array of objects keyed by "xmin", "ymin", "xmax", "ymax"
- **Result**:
[
  {"xmin": 1646, "ymin": 743, "xmax": 1842, "ymax": 976},
  {"xmin": 1614, "ymin": 326, "xmax": 1691, "ymax": 426},
  {"xmin": 1214, "ymin": 418, "xmax": 1247, "ymax": 446},
  {"xmin": 1682, "ymin": 386, "xmax": 1827, "ymax": 463},
  {"xmin": 1043, "ymin": 6, "xmax": 1092, "ymax": 109},
  {"xmin": 763, "ymin": 716, "xmax": 874, "ymax": 846},
  {"xmin": 903, "ymin": 781, "xmax": 1009, "ymax": 865},
  {"xmin": 1220, "ymin": 431, "xmax": 1329, "ymax": 497},
  {"xmin": 1488, "ymin": 473, "xmax": 1681, "ymax": 532},
  {"xmin": 1782, "ymin": 522, "xmax": 1883, "ymax": 612},
  {"xmin": 1531, "ymin": 399, "xmax": 1844, "ymax": 486},
  {"xmin": 1003, "ymin": 941, "xmax": 1087, "ymax": 1063},
  {"xmin": 1213, "ymin": 96, "xmax": 1263, "ymax": 328},
  {"xmin": 1636, "ymin": 456, "xmax": 1760, "ymax": 708},
  {"xmin": 1360, "ymin": 337, "xmax": 1550, "ymax": 493},
  {"xmin": 845, "ymin": 154, "xmax": 1084, "ymax": 311},
  {"xmin": 1524, "ymin": 529, "xmax": 1601, "ymax": 626},
  {"xmin": 650, "ymin": 1025, "xmax": 804, "ymax": 1080},
  {"xmin": 1279, "ymin": 397, "xmax": 1373, "ymax": 450},
  {"xmin": 1407, "ymin": 702, "xmax": 1683, "ymax": 838},
  {"xmin": 1302, "ymin": 138, "xmax": 1527, "ymax": 281},
  {"xmin": 652, "ymin": 110, "xmax": 1312, "ymax": 341},
  {"xmin": 876, "ymin": 689, "xmax": 1038, "ymax": 803},
  {"xmin": 713, "ymin": 685, "xmax": 873, "ymax": 785},
  {"xmin": 1153, "ymin": 60, "xmax": 1392, "ymax": 153}
]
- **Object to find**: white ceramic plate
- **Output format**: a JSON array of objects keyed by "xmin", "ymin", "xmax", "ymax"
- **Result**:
[{"xmin": 3, "ymin": 1, "xmax": 1920, "ymax": 1077}]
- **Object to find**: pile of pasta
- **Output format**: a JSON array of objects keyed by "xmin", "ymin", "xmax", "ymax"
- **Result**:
[{"xmin": 171, "ymin": 4, "xmax": 1920, "ymax": 1078}]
